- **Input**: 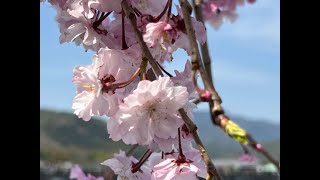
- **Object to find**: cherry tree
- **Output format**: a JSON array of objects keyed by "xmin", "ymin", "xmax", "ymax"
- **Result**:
[{"xmin": 40, "ymin": 0, "xmax": 279, "ymax": 179}]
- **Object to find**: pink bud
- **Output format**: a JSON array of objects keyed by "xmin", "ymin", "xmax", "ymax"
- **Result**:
[
  {"xmin": 210, "ymin": 3, "xmax": 218, "ymax": 12},
  {"xmin": 200, "ymin": 90, "xmax": 211, "ymax": 101},
  {"xmin": 255, "ymin": 144, "xmax": 262, "ymax": 151}
]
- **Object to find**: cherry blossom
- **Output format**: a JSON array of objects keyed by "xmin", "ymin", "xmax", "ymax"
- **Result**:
[
  {"xmin": 101, "ymin": 150, "xmax": 151, "ymax": 180},
  {"xmin": 72, "ymin": 64, "xmax": 110, "ymax": 121},
  {"xmin": 201, "ymin": 0, "xmax": 256, "ymax": 29},
  {"xmin": 107, "ymin": 77, "xmax": 188, "ymax": 145},
  {"xmin": 171, "ymin": 60, "xmax": 198, "ymax": 99}
]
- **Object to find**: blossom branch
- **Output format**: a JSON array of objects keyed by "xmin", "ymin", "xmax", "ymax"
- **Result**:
[
  {"xmin": 154, "ymin": 0, "xmax": 170, "ymax": 21},
  {"xmin": 92, "ymin": 11, "xmax": 112, "ymax": 29},
  {"xmin": 122, "ymin": 0, "xmax": 224, "ymax": 178},
  {"xmin": 132, "ymin": 149, "xmax": 153, "ymax": 173},
  {"xmin": 176, "ymin": 3, "xmax": 224, "ymax": 178},
  {"xmin": 122, "ymin": 5, "xmax": 221, "ymax": 177},
  {"xmin": 121, "ymin": 0, "xmax": 164, "ymax": 77},
  {"xmin": 178, "ymin": 0, "xmax": 221, "ymax": 104},
  {"xmin": 191, "ymin": 98, "xmax": 201, "ymax": 104},
  {"xmin": 192, "ymin": 0, "xmax": 280, "ymax": 171},
  {"xmin": 191, "ymin": 0, "xmax": 213, "ymax": 83},
  {"xmin": 157, "ymin": 62, "xmax": 173, "ymax": 77},
  {"xmin": 121, "ymin": 8, "xmax": 128, "ymax": 49},
  {"xmin": 246, "ymin": 134, "xmax": 280, "ymax": 171},
  {"xmin": 178, "ymin": 109, "xmax": 222, "ymax": 180},
  {"xmin": 126, "ymin": 144, "xmax": 139, "ymax": 156},
  {"xmin": 166, "ymin": 0, "xmax": 173, "ymax": 23}
]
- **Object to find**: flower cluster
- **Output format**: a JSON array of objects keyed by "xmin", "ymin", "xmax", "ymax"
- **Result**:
[
  {"xmin": 202, "ymin": 0, "xmax": 256, "ymax": 29},
  {"xmin": 42, "ymin": 0, "xmax": 256, "ymax": 179}
]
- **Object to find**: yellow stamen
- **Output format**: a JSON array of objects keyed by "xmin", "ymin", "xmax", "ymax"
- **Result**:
[{"xmin": 82, "ymin": 84, "xmax": 95, "ymax": 93}]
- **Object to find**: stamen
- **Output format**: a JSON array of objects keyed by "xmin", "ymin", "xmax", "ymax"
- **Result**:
[{"xmin": 82, "ymin": 84, "xmax": 95, "ymax": 93}]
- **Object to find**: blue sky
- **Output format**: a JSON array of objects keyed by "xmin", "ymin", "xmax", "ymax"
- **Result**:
[{"xmin": 40, "ymin": 0, "xmax": 280, "ymax": 123}]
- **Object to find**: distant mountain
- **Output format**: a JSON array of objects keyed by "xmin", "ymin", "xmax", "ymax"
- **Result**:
[
  {"xmin": 40, "ymin": 109, "xmax": 145, "ymax": 168},
  {"xmin": 40, "ymin": 109, "xmax": 280, "ymax": 167}
]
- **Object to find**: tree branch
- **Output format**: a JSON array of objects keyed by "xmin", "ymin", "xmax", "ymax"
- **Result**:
[
  {"xmin": 122, "ymin": 1, "xmax": 222, "ymax": 177},
  {"xmin": 178, "ymin": 1, "xmax": 225, "ymax": 179},
  {"xmin": 126, "ymin": 144, "xmax": 139, "ymax": 156},
  {"xmin": 178, "ymin": 109, "xmax": 223, "ymax": 180},
  {"xmin": 191, "ymin": 0, "xmax": 213, "ymax": 83},
  {"xmin": 246, "ymin": 134, "xmax": 280, "ymax": 171},
  {"xmin": 192, "ymin": 0, "xmax": 280, "ymax": 171},
  {"xmin": 121, "ymin": 0, "xmax": 164, "ymax": 77},
  {"xmin": 178, "ymin": 0, "xmax": 221, "ymax": 104}
]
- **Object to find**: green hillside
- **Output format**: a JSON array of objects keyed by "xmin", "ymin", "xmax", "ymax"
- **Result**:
[
  {"xmin": 40, "ymin": 109, "xmax": 279, "ymax": 167},
  {"xmin": 40, "ymin": 109, "xmax": 145, "ymax": 168}
]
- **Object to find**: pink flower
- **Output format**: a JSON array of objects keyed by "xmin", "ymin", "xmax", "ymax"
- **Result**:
[
  {"xmin": 72, "ymin": 47, "xmax": 139, "ymax": 121},
  {"xmin": 149, "ymin": 140, "xmax": 206, "ymax": 179},
  {"xmin": 173, "ymin": 5, "xmax": 206, "ymax": 45},
  {"xmin": 151, "ymin": 157, "xmax": 205, "ymax": 180},
  {"xmin": 107, "ymin": 77, "xmax": 189, "ymax": 145},
  {"xmin": 146, "ymin": 141, "xmax": 207, "ymax": 179},
  {"xmin": 201, "ymin": 0, "xmax": 255, "ymax": 29},
  {"xmin": 239, "ymin": 154, "xmax": 257, "ymax": 163},
  {"xmin": 95, "ymin": 47, "xmax": 139, "ymax": 96},
  {"xmin": 56, "ymin": 6, "xmax": 117, "ymax": 52},
  {"xmin": 72, "ymin": 64, "xmax": 110, "ymax": 121},
  {"xmin": 143, "ymin": 21, "xmax": 177, "ymax": 64},
  {"xmin": 105, "ymin": 12, "xmax": 138, "ymax": 49},
  {"xmin": 68, "ymin": 0, "xmax": 100, "ymax": 19},
  {"xmin": 70, "ymin": 164, "xmax": 104, "ymax": 180},
  {"xmin": 170, "ymin": 7, "xmax": 206, "ymax": 54},
  {"xmin": 101, "ymin": 150, "xmax": 151, "ymax": 180},
  {"xmin": 144, "ymin": 22, "xmax": 177, "ymax": 48},
  {"xmin": 171, "ymin": 61, "xmax": 197, "ymax": 99}
]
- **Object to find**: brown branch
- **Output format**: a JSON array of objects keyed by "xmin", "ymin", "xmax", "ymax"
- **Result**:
[
  {"xmin": 179, "ymin": 1, "xmax": 224, "ymax": 179},
  {"xmin": 178, "ymin": 109, "xmax": 223, "ymax": 180},
  {"xmin": 178, "ymin": 0, "xmax": 221, "ymax": 104},
  {"xmin": 246, "ymin": 134, "xmax": 280, "ymax": 171},
  {"xmin": 126, "ymin": 144, "xmax": 139, "ymax": 156},
  {"xmin": 191, "ymin": 98, "xmax": 201, "ymax": 104},
  {"xmin": 121, "ymin": 0, "xmax": 164, "ymax": 77},
  {"xmin": 191, "ymin": 0, "xmax": 213, "ymax": 83}
]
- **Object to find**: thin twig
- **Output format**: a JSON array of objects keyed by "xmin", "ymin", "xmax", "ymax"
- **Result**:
[
  {"xmin": 126, "ymin": 144, "xmax": 139, "ymax": 156},
  {"xmin": 178, "ymin": 0, "xmax": 221, "ymax": 104},
  {"xmin": 191, "ymin": 0, "xmax": 213, "ymax": 83},
  {"xmin": 121, "ymin": 7, "xmax": 128, "ymax": 49},
  {"xmin": 178, "ymin": 109, "xmax": 222, "ymax": 180},
  {"xmin": 157, "ymin": 62, "xmax": 173, "ymax": 77},
  {"xmin": 191, "ymin": 98, "xmax": 201, "ymax": 104},
  {"xmin": 121, "ymin": 0, "xmax": 164, "ymax": 77},
  {"xmin": 172, "ymin": 1, "xmax": 224, "ymax": 179},
  {"xmin": 246, "ymin": 134, "xmax": 280, "ymax": 171},
  {"xmin": 166, "ymin": 0, "xmax": 173, "ymax": 23}
]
